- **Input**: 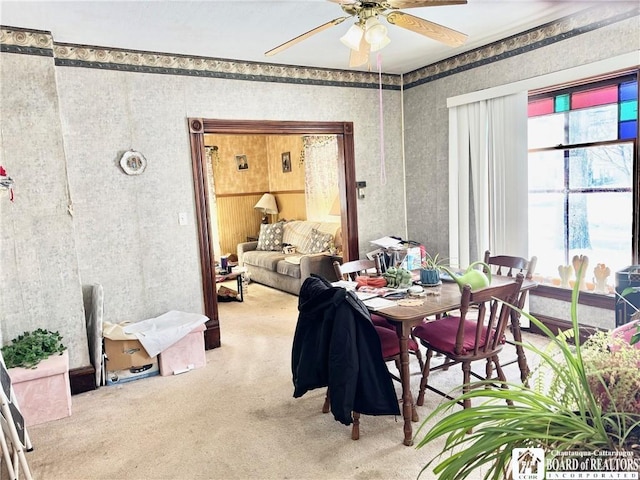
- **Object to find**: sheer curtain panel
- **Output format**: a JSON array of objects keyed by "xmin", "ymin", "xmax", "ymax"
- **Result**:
[
  {"xmin": 303, "ymin": 135, "xmax": 340, "ymax": 222},
  {"xmin": 448, "ymin": 92, "xmax": 528, "ymax": 267}
]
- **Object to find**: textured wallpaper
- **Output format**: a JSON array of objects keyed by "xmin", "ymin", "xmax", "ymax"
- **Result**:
[
  {"xmin": 0, "ymin": 53, "xmax": 89, "ymax": 367},
  {"xmin": 1, "ymin": 5, "xmax": 637, "ymax": 369},
  {"xmin": 0, "ymin": 44, "xmax": 404, "ymax": 369}
]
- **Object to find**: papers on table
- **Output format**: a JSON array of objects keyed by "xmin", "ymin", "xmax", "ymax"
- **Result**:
[
  {"xmin": 331, "ymin": 280, "xmax": 358, "ymax": 290},
  {"xmin": 363, "ymin": 297, "xmax": 397, "ymax": 311},
  {"xmin": 358, "ymin": 286, "xmax": 408, "ymax": 298},
  {"xmin": 354, "ymin": 291, "xmax": 379, "ymax": 301},
  {"xmin": 370, "ymin": 236, "xmax": 403, "ymax": 249},
  {"xmin": 332, "ymin": 280, "xmax": 401, "ymax": 309}
]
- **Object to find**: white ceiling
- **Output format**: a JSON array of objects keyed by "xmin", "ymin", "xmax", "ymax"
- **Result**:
[{"xmin": 0, "ymin": 1, "xmax": 623, "ymax": 74}]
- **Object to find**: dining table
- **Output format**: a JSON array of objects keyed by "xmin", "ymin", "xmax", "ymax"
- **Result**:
[{"xmin": 367, "ymin": 274, "xmax": 537, "ymax": 446}]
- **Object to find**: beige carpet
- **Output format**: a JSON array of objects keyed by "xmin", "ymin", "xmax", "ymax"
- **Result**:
[{"xmin": 20, "ymin": 281, "xmax": 546, "ymax": 480}]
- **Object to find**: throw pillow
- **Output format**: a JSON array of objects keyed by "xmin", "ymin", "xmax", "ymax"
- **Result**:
[
  {"xmin": 256, "ymin": 222, "xmax": 284, "ymax": 251},
  {"xmin": 282, "ymin": 221, "xmax": 318, "ymax": 253},
  {"xmin": 301, "ymin": 228, "xmax": 333, "ymax": 254}
]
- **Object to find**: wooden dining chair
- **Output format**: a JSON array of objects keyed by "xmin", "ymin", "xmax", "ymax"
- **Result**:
[
  {"xmin": 483, "ymin": 250, "xmax": 537, "ymax": 384},
  {"xmin": 333, "ymin": 257, "xmax": 391, "ymax": 330},
  {"xmin": 413, "ymin": 274, "xmax": 524, "ymax": 410},
  {"xmin": 333, "ymin": 258, "xmax": 424, "ymax": 370},
  {"xmin": 325, "ymin": 258, "xmax": 424, "ymax": 434},
  {"xmin": 332, "ymin": 257, "xmax": 382, "ymax": 281}
]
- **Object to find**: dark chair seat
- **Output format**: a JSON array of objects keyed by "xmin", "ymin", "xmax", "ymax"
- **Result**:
[
  {"xmin": 413, "ymin": 317, "xmax": 503, "ymax": 356},
  {"xmin": 371, "ymin": 313, "xmax": 396, "ymax": 330},
  {"xmin": 375, "ymin": 325, "xmax": 420, "ymax": 358},
  {"xmin": 413, "ymin": 274, "xmax": 524, "ymax": 411},
  {"xmin": 326, "ymin": 257, "xmax": 425, "ymax": 433}
]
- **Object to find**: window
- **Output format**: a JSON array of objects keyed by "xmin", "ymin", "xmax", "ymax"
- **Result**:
[{"xmin": 527, "ymin": 73, "xmax": 638, "ymax": 286}]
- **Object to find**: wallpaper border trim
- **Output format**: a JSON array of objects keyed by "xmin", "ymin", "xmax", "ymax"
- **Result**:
[
  {"xmin": 403, "ymin": 5, "xmax": 640, "ymax": 89},
  {"xmin": 1, "ymin": 5, "xmax": 638, "ymax": 90},
  {"xmin": 52, "ymin": 56, "xmax": 400, "ymax": 90},
  {"xmin": 0, "ymin": 26, "xmax": 53, "ymax": 57}
]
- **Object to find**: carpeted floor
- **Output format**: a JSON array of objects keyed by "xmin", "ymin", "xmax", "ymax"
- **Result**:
[{"xmin": 18, "ymin": 280, "xmax": 548, "ymax": 480}]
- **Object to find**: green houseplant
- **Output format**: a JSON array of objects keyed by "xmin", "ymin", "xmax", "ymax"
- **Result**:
[
  {"xmin": 415, "ymin": 260, "xmax": 640, "ymax": 479},
  {"xmin": 420, "ymin": 252, "xmax": 447, "ymax": 285},
  {"xmin": 1, "ymin": 328, "xmax": 67, "ymax": 369}
]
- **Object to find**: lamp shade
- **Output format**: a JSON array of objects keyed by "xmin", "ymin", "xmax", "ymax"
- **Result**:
[
  {"xmin": 254, "ymin": 193, "xmax": 279, "ymax": 215},
  {"xmin": 369, "ymin": 34, "xmax": 390, "ymax": 52},
  {"xmin": 363, "ymin": 17, "xmax": 387, "ymax": 44},
  {"xmin": 340, "ymin": 23, "xmax": 364, "ymax": 51}
]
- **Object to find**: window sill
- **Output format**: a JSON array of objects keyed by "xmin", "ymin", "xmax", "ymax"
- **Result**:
[{"xmin": 530, "ymin": 284, "xmax": 615, "ymax": 310}]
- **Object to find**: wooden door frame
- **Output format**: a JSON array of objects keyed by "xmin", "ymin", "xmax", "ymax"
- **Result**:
[{"xmin": 188, "ymin": 118, "xmax": 359, "ymax": 349}]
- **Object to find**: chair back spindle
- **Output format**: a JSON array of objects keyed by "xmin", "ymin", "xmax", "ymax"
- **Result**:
[
  {"xmin": 454, "ymin": 277, "xmax": 523, "ymax": 357},
  {"xmin": 413, "ymin": 273, "xmax": 525, "ymax": 410},
  {"xmin": 333, "ymin": 256, "xmax": 382, "ymax": 282}
]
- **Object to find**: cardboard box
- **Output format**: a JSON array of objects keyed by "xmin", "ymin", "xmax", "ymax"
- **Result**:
[
  {"xmin": 104, "ymin": 338, "xmax": 155, "ymax": 371},
  {"xmin": 158, "ymin": 324, "xmax": 206, "ymax": 376},
  {"xmin": 106, "ymin": 360, "xmax": 160, "ymax": 385}
]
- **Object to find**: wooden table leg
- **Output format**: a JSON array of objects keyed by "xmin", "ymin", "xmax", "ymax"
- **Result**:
[{"xmin": 397, "ymin": 323, "xmax": 414, "ymax": 446}]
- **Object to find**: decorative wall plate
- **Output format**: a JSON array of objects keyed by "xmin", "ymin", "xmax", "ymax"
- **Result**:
[{"xmin": 119, "ymin": 150, "xmax": 147, "ymax": 175}]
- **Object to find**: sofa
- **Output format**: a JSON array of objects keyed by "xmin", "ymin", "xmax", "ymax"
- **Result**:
[{"xmin": 237, "ymin": 220, "xmax": 340, "ymax": 295}]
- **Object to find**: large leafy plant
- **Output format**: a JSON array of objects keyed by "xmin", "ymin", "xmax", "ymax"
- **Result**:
[
  {"xmin": 415, "ymin": 261, "xmax": 640, "ymax": 480},
  {"xmin": 2, "ymin": 328, "xmax": 66, "ymax": 369}
]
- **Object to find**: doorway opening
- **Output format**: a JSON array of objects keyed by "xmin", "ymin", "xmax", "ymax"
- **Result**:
[{"xmin": 188, "ymin": 118, "xmax": 359, "ymax": 349}]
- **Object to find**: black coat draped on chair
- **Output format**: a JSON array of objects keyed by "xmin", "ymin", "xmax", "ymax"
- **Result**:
[{"xmin": 292, "ymin": 275, "xmax": 400, "ymax": 425}]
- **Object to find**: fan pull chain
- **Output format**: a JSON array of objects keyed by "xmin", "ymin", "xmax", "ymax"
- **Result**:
[{"xmin": 377, "ymin": 53, "xmax": 387, "ymax": 186}]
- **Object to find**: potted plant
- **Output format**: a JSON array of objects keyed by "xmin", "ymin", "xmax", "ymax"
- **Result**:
[
  {"xmin": 415, "ymin": 260, "xmax": 640, "ymax": 479},
  {"xmin": 2, "ymin": 329, "xmax": 71, "ymax": 426},
  {"xmin": 1, "ymin": 328, "xmax": 66, "ymax": 369},
  {"xmin": 419, "ymin": 252, "xmax": 446, "ymax": 285}
]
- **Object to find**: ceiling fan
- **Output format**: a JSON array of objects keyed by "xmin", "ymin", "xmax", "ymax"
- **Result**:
[{"xmin": 265, "ymin": 0, "xmax": 468, "ymax": 68}]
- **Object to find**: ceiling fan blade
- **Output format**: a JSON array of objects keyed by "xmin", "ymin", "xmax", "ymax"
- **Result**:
[
  {"xmin": 386, "ymin": 11, "xmax": 467, "ymax": 47},
  {"xmin": 349, "ymin": 36, "xmax": 370, "ymax": 68},
  {"xmin": 265, "ymin": 17, "xmax": 347, "ymax": 56},
  {"xmin": 387, "ymin": 0, "xmax": 467, "ymax": 8}
]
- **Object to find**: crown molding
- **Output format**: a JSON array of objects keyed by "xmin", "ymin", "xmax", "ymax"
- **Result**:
[
  {"xmin": 403, "ymin": 4, "xmax": 640, "ymax": 89},
  {"xmin": 2, "ymin": 4, "xmax": 638, "ymax": 90}
]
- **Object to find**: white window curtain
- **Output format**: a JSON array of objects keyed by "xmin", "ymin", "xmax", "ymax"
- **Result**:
[
  {"xmin": 303, "ymin": 135, "xmax": 339, "ymax": 222},
  {"xmin": 448, "ymin": 92, "xmax": 528, "ymax": 268}
]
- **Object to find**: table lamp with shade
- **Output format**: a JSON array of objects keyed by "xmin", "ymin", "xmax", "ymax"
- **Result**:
[{"xmin": 254, "ymin": 193, "xmax": 279, "ymax": 224}]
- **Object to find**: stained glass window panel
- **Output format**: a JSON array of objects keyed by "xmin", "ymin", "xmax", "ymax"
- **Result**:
[
  {"xmin": 528, "ymin": 98, "xmax": 554, "ymax": 117},
  {"xmin": 619, "ymin": 120, "xmax": 637, "ymax": 140},
  {"xmin": 620, "ymin": 100, "xmax": 638, "ymax": 121},
  {"xmin": 555, "ymin": 94, "xmax": 570, "ymax": 112},
  {"xmin": 620, "ymin": 81, "xmax": 638, "ymax": 101},
  {"xmin": 572, "ymin": 85, "xmax": 618, "ymax": 109}
]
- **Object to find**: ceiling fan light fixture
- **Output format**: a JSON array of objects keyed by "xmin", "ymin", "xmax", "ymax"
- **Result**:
[
  {"xmin": 369, "ymin": 34, "xmax": 390, "ymax": 52},
  {"xmin": 363, "ymin": 16, "xmax": 387, "ymax": 45},
  {"xmin": 340, "ymin": 24, "xmax": 364, "ymax": 51}
]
